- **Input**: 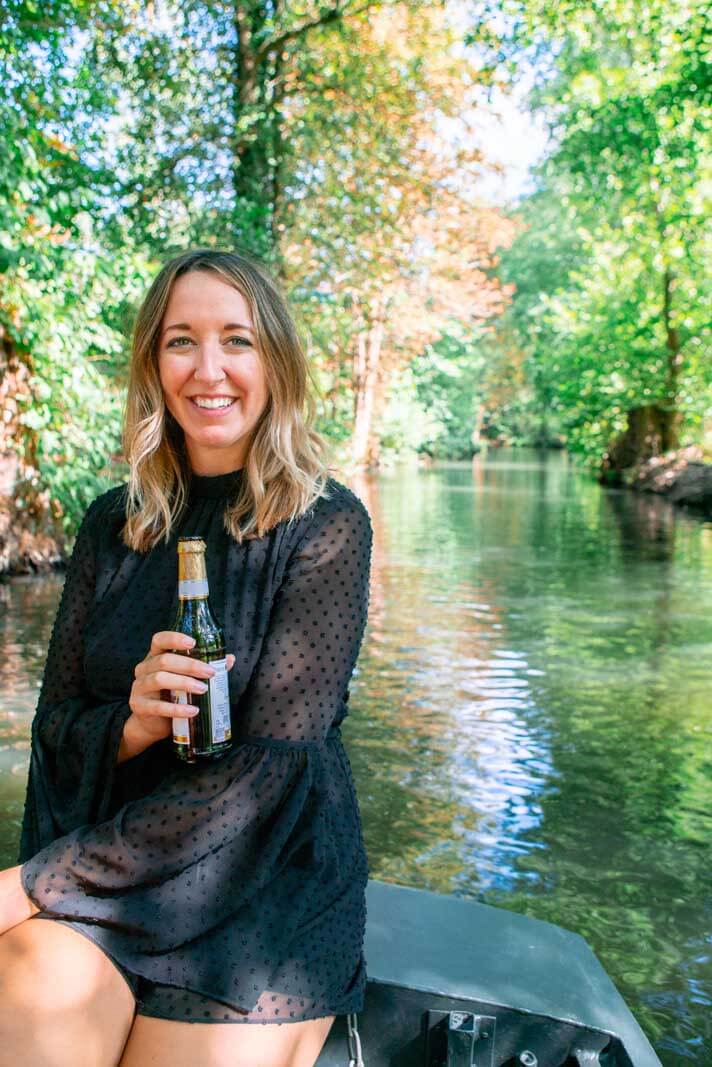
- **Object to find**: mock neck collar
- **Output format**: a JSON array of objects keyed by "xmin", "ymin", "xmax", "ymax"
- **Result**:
[{"xmin": 188, "ymin": 465, "xmax": 245, "ymax": 499}]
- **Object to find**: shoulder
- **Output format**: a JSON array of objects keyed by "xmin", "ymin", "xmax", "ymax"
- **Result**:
[
  {"xmin": 297, "ymin": 476, "xmax": 372, "ymax": 538},
  {"xmin": 83, "ymin": 483, "xmax": 129, "ymax": 526},
  {"xmin": 282, "ymin": 477, "xmax": 373, "ymax": 572},
  {"xmin": 76, "ymin": 484, "xmax": 129, "ymax": 552},
  {"xmin": 64, "ymin": 483, "xmax": 128, "ymax": 566}
]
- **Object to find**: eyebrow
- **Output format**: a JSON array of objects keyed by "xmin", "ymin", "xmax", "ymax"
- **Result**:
[{"xmin": 163, "ymin": 322, "xmax": 255, "ymax": 334}]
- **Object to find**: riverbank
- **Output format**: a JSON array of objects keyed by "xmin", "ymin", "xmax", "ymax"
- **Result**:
[
  {"xmin": 627, "ymin": 445, "xmax": 712, "ymax": 519},
  {"xmin": 0, "ymin": 500, "xmax": 65, "ymax": 576}
]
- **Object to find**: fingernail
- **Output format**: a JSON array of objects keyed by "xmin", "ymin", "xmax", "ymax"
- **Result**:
[
  {"xmin": 196, "ymin": 682, "xmax": 208, "ymax": 693},
  {"xmin": 185, "ymin": 636, "xmax": 196, "ymax": 646}
]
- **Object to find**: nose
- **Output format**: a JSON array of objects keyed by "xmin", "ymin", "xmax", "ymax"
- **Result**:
[{"xmin": 192, "ymin": 338, "xmax": 227, "ymax": 384}]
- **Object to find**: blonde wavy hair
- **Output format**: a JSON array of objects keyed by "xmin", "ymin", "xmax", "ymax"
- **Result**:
[{"xmin": 121, "ymin": 249, "xmax": 335, "ymax": 552}]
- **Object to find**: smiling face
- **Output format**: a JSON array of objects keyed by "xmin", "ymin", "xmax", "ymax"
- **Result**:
[{"xmin": 158, "ymin": 270, "xmax": 270, "ymax": 476}]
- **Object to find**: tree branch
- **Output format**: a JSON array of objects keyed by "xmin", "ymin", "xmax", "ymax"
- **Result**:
[{"xmin": 256, "ymin": 0, "xmax": 377, "ymax": 64}]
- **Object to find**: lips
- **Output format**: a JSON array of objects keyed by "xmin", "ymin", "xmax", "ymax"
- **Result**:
[{"xmin": 188, "ymin": 395, "xmax": 241, "ymax": 415}]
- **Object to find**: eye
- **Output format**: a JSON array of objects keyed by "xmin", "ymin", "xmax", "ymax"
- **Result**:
[{"xmin": 164, "ymin": 335, "xmax": 252, "ymax": 349}]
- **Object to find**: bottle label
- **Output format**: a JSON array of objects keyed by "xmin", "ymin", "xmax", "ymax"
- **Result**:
[
  {"xmin": 179, "ymin": 578, "xmax": 209, "ymax": 598},
  {"xmin": 208, "ymin": 657, "xmax": 232, "ymax": 743},
  {"xmin": 171, "ymin": 691, "xmax": 191, "ymax": 744}
]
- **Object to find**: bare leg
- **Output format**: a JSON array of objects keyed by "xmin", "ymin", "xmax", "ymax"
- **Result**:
[
  {"xmin": 118, "ymin": 1013, "xmax": 335, "ymax": 1067},
  {"xmin": 0, "ymin": 917, "xmax": 136, "ymax": 1067}
]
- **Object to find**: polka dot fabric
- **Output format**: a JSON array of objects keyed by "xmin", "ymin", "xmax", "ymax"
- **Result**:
[{"xmin": 18, "ymin": 469, "xmax": 373, "ymax": 1024}]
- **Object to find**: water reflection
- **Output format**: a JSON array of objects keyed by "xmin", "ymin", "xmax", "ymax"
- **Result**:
[
  {"xmin": 348, "ymin": 452, "xmax": 711, "ymax": 1065},
  {"xmin": 1, "ymin": 450, "xmax": 710, "ymax": 1065}
]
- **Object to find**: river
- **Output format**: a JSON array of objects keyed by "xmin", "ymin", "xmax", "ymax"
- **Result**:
[{"xmin": 1, "ymin": 449, "xmax": 710, "ymax": 1064}]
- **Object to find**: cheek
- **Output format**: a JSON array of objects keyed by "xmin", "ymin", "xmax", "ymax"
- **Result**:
[
  {"xmin": 157, "ymin": 354, "xmax": 170, "ymax": 389},
  {"xmin": 246, "ymin": 359, "xmax": 269, "ymax": 403},
  {"xmin": 226, "ymin": 360, "xmax": 267, "ymax": 402},
  {"xmin": 159, "ymin": 355, "xmax": 186, "ymax": 393}
]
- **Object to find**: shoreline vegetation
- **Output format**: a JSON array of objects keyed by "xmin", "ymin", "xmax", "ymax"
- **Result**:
[{"xmin": 2, "ymin": 445, "xmax": 710, "ymax": 577}]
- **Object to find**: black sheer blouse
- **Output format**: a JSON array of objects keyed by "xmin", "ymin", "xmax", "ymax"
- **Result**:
[{"xmin": 18, "ymin": 468, "xmax": 373, "ymax": 1024}]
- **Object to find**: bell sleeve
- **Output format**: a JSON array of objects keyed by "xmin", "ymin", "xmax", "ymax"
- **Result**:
[
  {"xmin": 18, "ymin": 496, "xmax": 133, "ymax": 863},
  {"xmin": 18, "ymin": 490, "xmax": 373, "ymax": 1012}
]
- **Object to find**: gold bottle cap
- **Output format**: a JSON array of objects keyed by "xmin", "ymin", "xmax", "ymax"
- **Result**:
[
  {"xmin": 177, "ymin": 537, "xmax": 208, "ymax": 588},
  {"xmin": 178, "ymin": 538, "xmax": 206, "ymax": 554}
]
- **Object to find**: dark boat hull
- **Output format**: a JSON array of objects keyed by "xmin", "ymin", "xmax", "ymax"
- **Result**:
[{"xmin": 317, "ymin": 880, "xmax": 661, "ymax": 1067}]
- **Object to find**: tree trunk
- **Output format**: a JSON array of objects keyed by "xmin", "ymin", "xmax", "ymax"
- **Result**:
[
  {"xmin": 600, "ymin": 404, "xmax": 672, "ymax": 485},
  {"xmin": 0, "ymin": 327, "xmax": 64, "ymax": 574},
  {"xmin": 352, "ymin": 293, "xmax": 386, "ymax": 470},
  {"xmin": 229, "ymin": 0, "xmax": 353, "ymax": 260},
  {"xmin": 270, "ymin": 46, "xmax": 287, "ymax": 282},
  {"xmin": 231, "ymin": 2, "xmax": 275, "ymax": 254},
  {"xmin": 661, "ymin": 265, "xmax": 682, "ymax": 451},
  {"xmin": 471, "ymin": 403, "xmax": 485, "ymax": 452},
  {"xmin": 600, "ymin": 259, "xmax": 685, "ymax": 484}
]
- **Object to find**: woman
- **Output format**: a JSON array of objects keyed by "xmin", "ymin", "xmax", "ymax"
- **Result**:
[{"xmin": 0, "ymin": 249, "xmax": 373, "ymax": 1067}]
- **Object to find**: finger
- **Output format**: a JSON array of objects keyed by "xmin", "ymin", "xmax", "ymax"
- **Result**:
[
  {"xmin": 149, "ymin": 670, "xmax": 211, "ymax": 695},
  {"xmin": 227, "ymin": 654, "xmax": 235, "ymax": 669},
  {"xmin": 148, "ymin": 631, "xmax": 196, "ymax": 658},
  {"xmin": 138, "ymin": 699, "xmax": 200, "ymax": 718},
  {"xmin": 136, "ymin": 652, "xmax": 215, "ymax": 681}
]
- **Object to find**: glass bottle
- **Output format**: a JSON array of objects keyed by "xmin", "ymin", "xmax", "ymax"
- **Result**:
[{"xmin": 169, "ymin": 536, "xmax": 232, "ymax": 763}]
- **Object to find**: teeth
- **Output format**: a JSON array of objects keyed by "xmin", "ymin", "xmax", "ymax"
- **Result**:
[{"xmin": 193, "ymin": 397, "xmax": 236, "ymax": 409}]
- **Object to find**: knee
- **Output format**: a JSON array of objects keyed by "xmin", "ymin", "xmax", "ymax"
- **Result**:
[
  {"xmin": 0, "ymin": 924, "xmax": 36, "ymax": 1026},
  {"xmin": 0, "ymin": 919, "xmax": 112, "ymax": 1017},
  {"xmin": 0, "ymin": 923, "xmax": 24, "ymax": 972},
  {"xmin": 0, "ymin": 923, "xmax": 30, "ymax": 992}
]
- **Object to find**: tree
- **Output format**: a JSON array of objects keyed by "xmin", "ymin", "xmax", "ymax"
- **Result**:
[
  {"xmin": 280, "ymin": 3, "xmax": 516, "ymax": 466},
  {"xmin": 466, "ymin": 0, "xmax": 711, "ymax": 469},
  {"xmin": 0, "ymin": 1, "xmax": 149, "ymax": 570}
]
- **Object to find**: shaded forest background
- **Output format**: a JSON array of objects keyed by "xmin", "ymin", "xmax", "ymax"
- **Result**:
[{"xmin": 1, "ymin": 0, "xmax": 709, "ymax": 568}]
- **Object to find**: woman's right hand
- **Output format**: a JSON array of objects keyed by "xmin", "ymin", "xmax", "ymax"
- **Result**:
[{"xmin": 126, "ymin": 631, "xmax": 235, "ymax": 751}]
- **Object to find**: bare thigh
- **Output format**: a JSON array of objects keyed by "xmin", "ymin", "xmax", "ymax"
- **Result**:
[
  {"xmin": 0, "ymin": 917, "xmax": 137, "ymax": 1067},
  {"xmin": 117, "ymin": 1013, "xmax": 336, "ymax": 1067}
]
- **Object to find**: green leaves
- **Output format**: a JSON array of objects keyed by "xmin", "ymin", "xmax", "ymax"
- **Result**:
[
  {"xmin": 469, "ymin": 0, "xmax": 711, "ymax": 465},
  {"xmin": 5, "ymin": 0, "xmax": 707, "ymax": 534}
]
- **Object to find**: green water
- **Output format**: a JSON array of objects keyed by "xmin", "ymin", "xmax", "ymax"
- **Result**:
[{"xmin": 1, "ymin": 450, "xmax": 710, "ymax": 1063}]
